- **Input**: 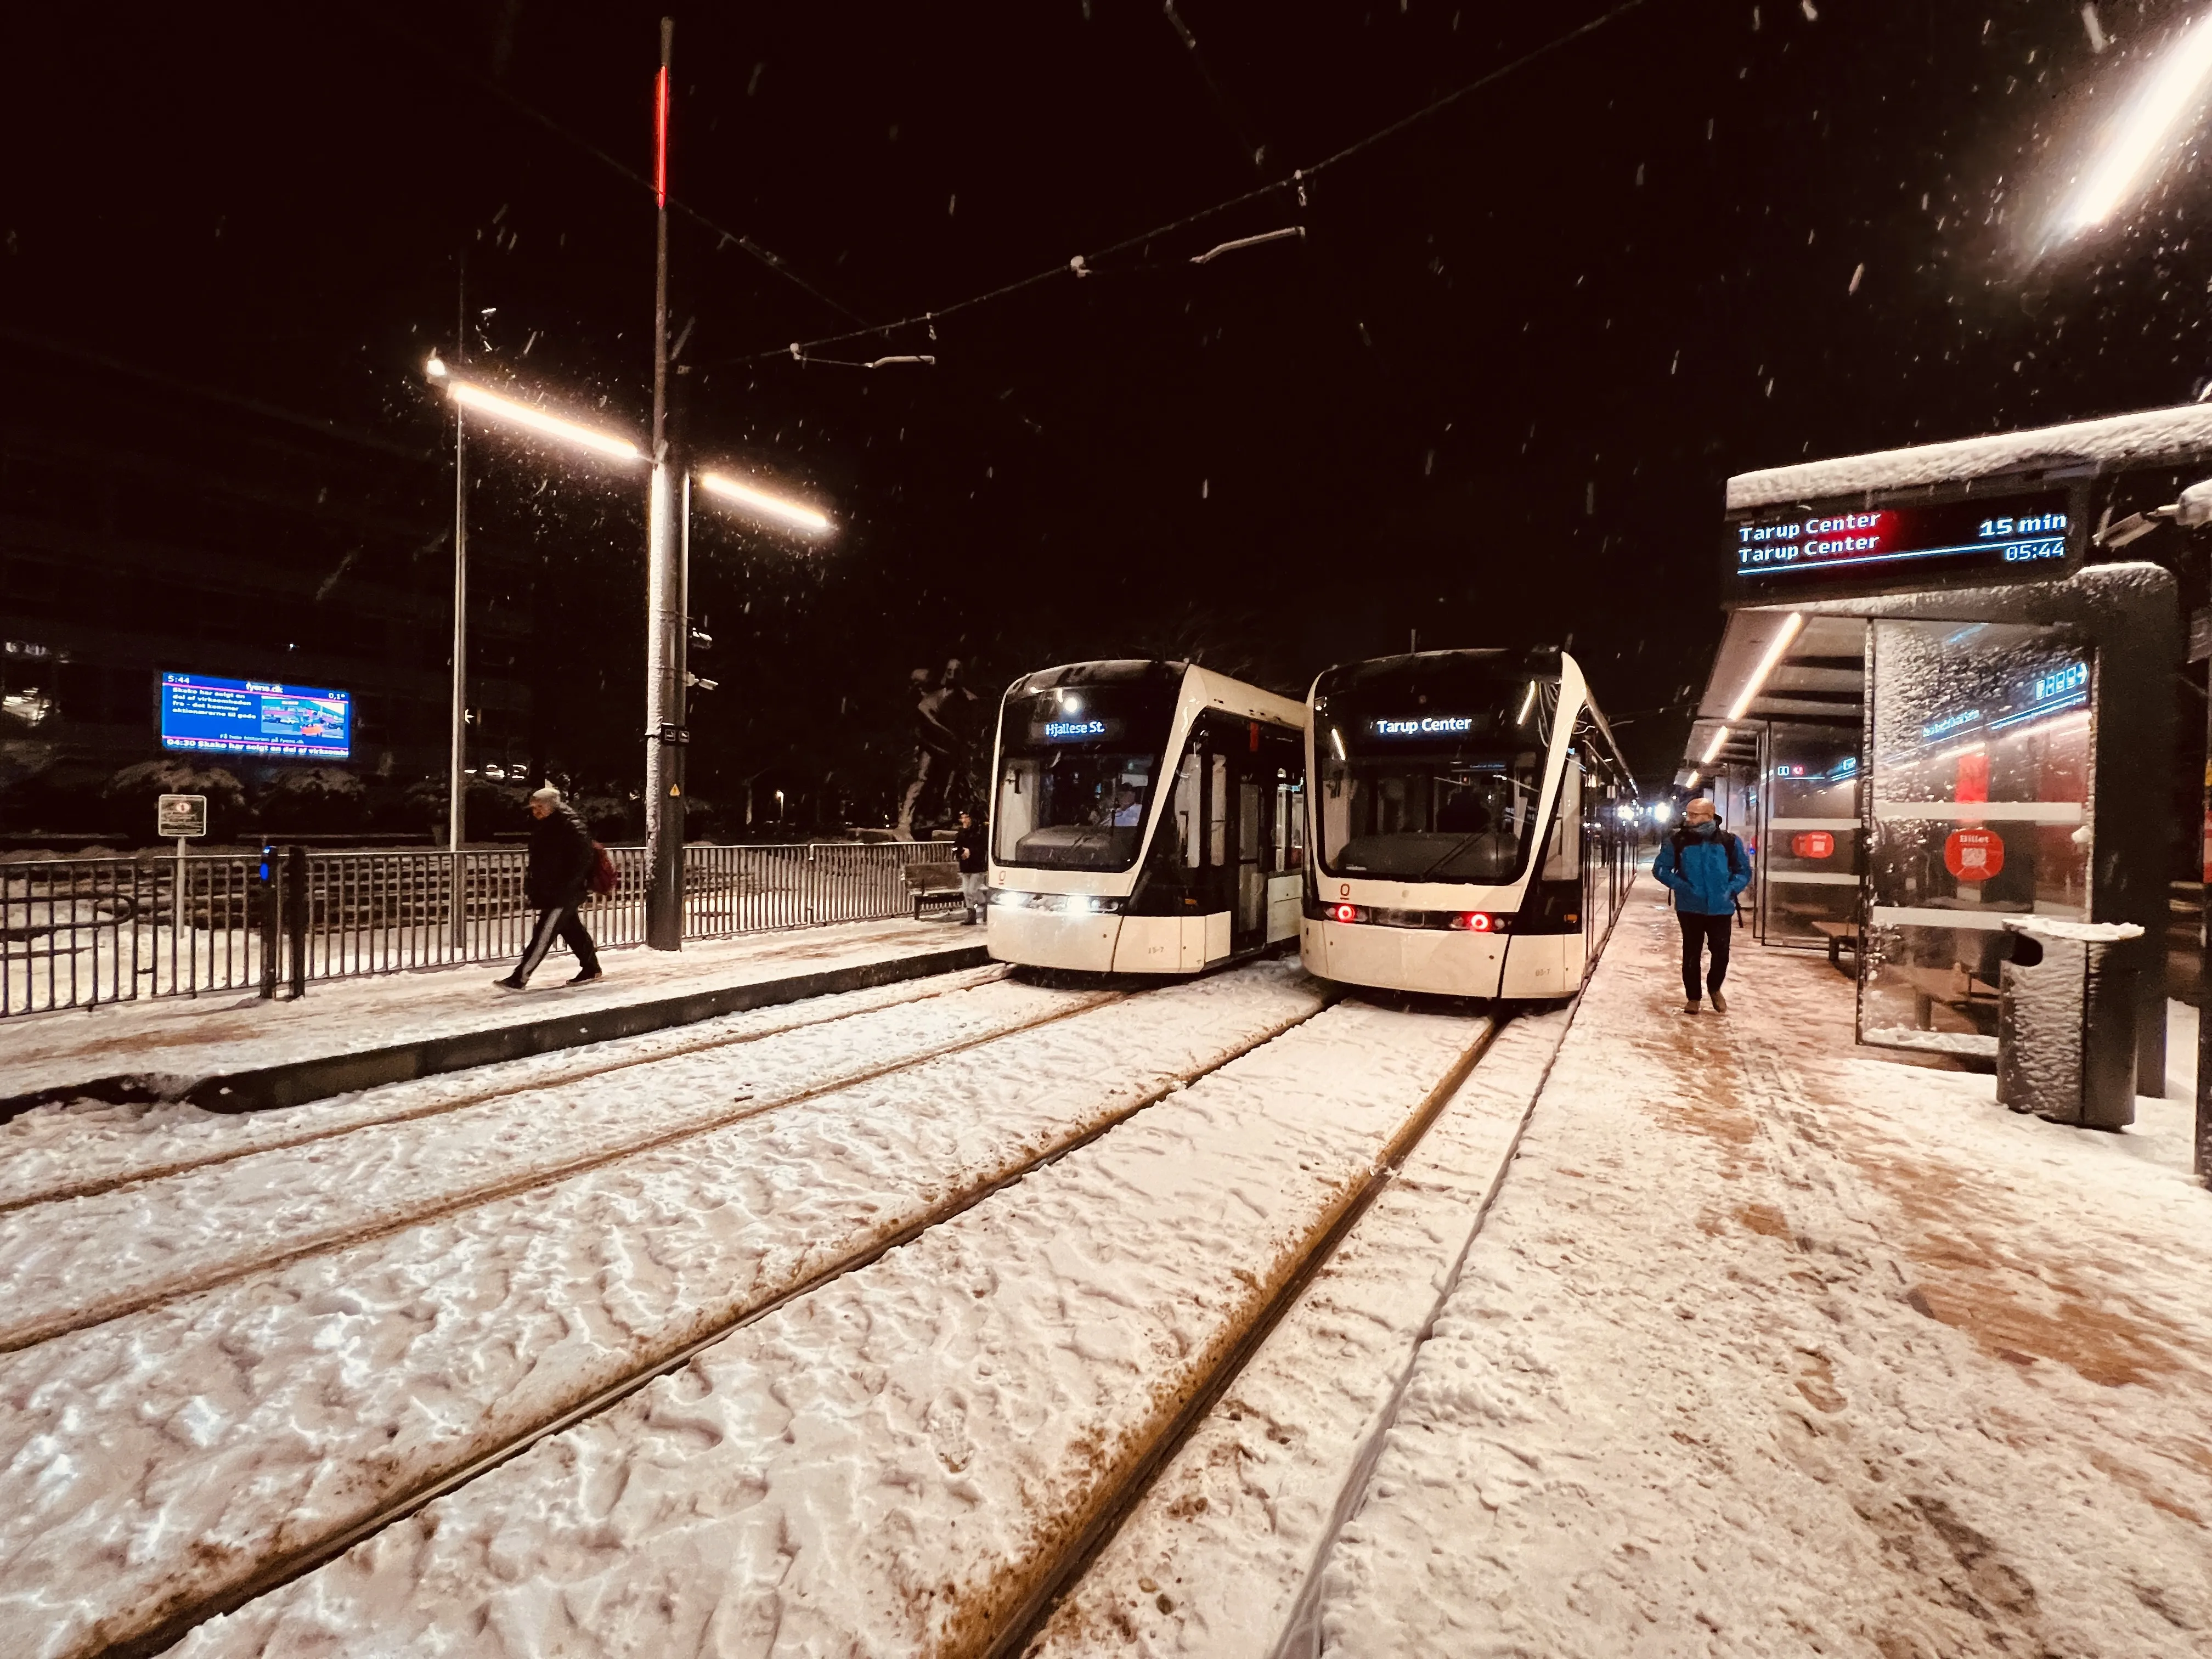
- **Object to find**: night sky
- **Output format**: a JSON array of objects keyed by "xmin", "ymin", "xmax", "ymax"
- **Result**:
[{"xmin": 7, "ymin": 0, "xmax": 2209, "ymax": 809}]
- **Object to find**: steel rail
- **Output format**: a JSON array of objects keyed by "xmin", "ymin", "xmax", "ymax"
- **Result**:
[{"xmin": 99, "ymin": 992, "xmax": 1334, "ymax": 1659}]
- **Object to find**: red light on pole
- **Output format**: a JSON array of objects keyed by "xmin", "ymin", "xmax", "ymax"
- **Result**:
[{"xmin": 654, "ymin": 65, "xmax": 670, "ymax": 208}]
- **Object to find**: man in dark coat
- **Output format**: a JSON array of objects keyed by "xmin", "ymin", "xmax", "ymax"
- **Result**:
[
  {"xmin": 498, "ymin": 785, "xmax": 603, "ymax": 989},
  {"xmin": 953, "ymin": 808, "xmax": 988, "ymax": 924}
]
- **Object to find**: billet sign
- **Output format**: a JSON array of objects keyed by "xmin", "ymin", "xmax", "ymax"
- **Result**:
[{"xmin": 156, "ymin": 793, "xmax": 209, "ymax": 839}]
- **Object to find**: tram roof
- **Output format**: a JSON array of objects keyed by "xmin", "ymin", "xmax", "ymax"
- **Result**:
[{"xmin": 1727, "ymin": 401, "xmax": 2212, "ymax": 511}]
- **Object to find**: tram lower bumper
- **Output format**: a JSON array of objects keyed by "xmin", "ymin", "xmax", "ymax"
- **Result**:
[{"xmin": 1301, "ymin": 916, "xmax": 1549, "ymax": 998}]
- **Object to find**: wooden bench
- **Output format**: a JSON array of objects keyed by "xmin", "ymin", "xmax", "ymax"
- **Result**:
[
  {"xmin": 1811, "ymin": 920, "xmax": 1858, "ymax": 967},
  {"xmin": 902, "ymin": 861, "xmax": 966, "ymax": 919}
]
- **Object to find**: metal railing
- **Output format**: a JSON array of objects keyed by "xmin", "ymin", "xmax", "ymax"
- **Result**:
[{"xmin": 0, "ymin": 839, "xmax": 960, "ymax": 1018}]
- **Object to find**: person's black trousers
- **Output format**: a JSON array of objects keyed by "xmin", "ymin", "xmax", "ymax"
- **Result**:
[
  {"xmin": 514, "ymin": 904, "xmax": 600, "ymax": 985},
  {"xmin": 1678, "ymin": 911, "xmax": 1732, "ymax": 1001}
]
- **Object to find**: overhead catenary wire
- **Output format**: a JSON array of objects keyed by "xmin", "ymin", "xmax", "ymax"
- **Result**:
[{"xmin": 730, "ymin": 0, "xmax": 1658, "ymax": 365}]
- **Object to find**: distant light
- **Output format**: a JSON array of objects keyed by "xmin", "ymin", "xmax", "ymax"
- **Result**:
[
  {"xmin": 1516, "ymin": 679, "xmax": 1538, "ymax": 727},
  {"xmin": 1330, "ymin": 727, "xmax": 1347, "ymax": 762},
  {"xmin": 425, "ymin": 354, "xmax": 448, "ymax": 379},
  {"xmin": 1699, "ymin": 726, "xmax": 1731, "ymax": 766},
  {"xmin": 1727, "ymin": 612, "xmax": 1804, "ymax": 721},
  {"xmin": 2058, "ymin": 10, "xmax": 2212, "ymax": 234},
  {"xmin": 697, "ymin": 471, "xmax": 834, "ymax": 535},
  {"xmin": 1062, "ymin": 694, "xmax": 1084, "ymax": 714},
  {"xmin": 1655, "ymin": 799, "xmax": 1675, "ymax": 821},
  {"xmin": 444, "ymin": 380, "xmax": 642, "ymax": 461}
]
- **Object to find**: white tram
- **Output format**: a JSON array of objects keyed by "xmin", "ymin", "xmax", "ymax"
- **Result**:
[
  {"xmin": 986, "ymin": 659, "xmax": 1308, "ymax": 974},
  {"xmin": 1301, "ymin": 648, "xmax": 1637, "ymax": 1000}
]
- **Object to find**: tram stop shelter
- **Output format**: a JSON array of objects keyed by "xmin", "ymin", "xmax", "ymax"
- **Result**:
[{"xmin": 1678, "ymin": 404, "xmax": 2211, "ymax": 1101}]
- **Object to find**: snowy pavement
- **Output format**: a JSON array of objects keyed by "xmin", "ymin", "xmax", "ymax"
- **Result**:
[
  {"xmin": 1314, "ymin": 902, "xmax": 2212, "ymax": 1656},
  {"xmin": 3, "ymin": 964, "xmax": 1322, "ymax": 1659},
  {"xmin": 166, "ymin": 998, "xmax": 1492, "ymax": 1657},
  {"xmin": 0, "ymin": 916, "xmax": 972, "ymax": 1104}
]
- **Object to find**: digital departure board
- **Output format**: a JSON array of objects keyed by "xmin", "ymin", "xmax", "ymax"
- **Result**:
[
  {"xmin": 160, "ymin": 672, "xmax": 351, "ymax": 760},
  {"xmin": 1725, "ymin": 489, "xmax": 2076, "ymax": 601}
]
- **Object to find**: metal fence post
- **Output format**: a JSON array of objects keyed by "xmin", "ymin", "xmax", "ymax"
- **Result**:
[
  {"xmin": 286, "ymin": 844, "xmax": 309, "ymax": 999},
  {"xmin": 259, "ymin": 845, "xmax": 279, "ymax": 1000}
]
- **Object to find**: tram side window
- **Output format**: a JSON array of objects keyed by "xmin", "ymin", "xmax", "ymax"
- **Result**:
[
  {"xmin": 1209, "ymin": 754, "xmax": 1229, "ymax": 867},
  {"xmin": 1273, "ymin": 773, "xmax": 1306, "ymax": 871},
  {"xmin": 1542, "ymin": 762, "xmax": 1582, "ymax": 881},
  {"xmin": 1176, "ymin": 748, "xmax": 1203, "ymax": 867}
]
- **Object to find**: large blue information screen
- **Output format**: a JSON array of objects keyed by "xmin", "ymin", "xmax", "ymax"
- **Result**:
[{"xmin": 159, "ymin": 672, "xmax": 351, "ymax": 760}]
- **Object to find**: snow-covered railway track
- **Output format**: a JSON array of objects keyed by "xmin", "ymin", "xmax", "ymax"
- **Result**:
[
  {"xmin": 155, "ymin": 996, "xmax": 1508, "ymax": 1659},
  {"xmin": 0, "ymin": 977, "xmax": 1121, "ymax": 1355},
  {"xmin": 3, "ymin": 964, "xmax": 1328, "ymax": 1659},
  {"xmin": 0, "ymin": 964, "xmax": 1010, "ymax": 1216}
]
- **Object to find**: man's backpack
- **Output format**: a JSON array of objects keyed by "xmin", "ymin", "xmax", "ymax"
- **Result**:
[{"xmin": 589, "ymin": 842, "xmax": 618, "ymax": 898}]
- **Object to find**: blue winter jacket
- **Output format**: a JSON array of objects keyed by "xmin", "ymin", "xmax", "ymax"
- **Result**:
[{"xmin": 1653, "ymin": 822, "xmax": 1752, "ymax": 916}]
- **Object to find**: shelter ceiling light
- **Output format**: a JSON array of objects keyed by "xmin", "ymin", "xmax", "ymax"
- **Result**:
[
  {"xmin": 2059, "ymin": 10, "xmax": 2212, "ymax": 233},
  {"xmin": 697, "ymin": 471, "xmax": 834, "ymax": 535},
  {"xmin": 437, "ymin": 375, "xmax": 643, "ymax": 462},
  {"xmin": 1726, "ymin": 612, "xmax": 1805, "ymax": 722},
  {"xmin": 1699, "ymin": 726, "xmax": 1731, "ymax": 766}
]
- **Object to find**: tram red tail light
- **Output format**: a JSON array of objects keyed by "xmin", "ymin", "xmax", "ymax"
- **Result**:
[
  {"xmin": 1329, "ymin": 902, "xmax": 1367, "ymax": 924},
  {"xmin": 1448, "ymin": 911, "xmax": 1511, "ymax": 933}
]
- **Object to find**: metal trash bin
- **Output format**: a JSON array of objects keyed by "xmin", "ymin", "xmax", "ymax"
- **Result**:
[{"xmin": 1996, "ymin": 917, "xmax": 2145, "ymax": 1130}]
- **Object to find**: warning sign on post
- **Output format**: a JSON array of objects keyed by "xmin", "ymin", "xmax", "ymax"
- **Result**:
[
  {"xmin": 1944, "ymin": 827, "xmax": 2004, "ymax": 881},
  {"xmin": 156, "ymin": 794, "xmax": 208, "ymax": 839}
]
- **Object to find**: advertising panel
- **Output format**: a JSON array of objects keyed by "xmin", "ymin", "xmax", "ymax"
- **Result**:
[{"xmin": 159, "ymin": 672, "xmax": 351, "ymax": 760}]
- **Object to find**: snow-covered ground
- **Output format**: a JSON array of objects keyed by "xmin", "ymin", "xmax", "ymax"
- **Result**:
[
  {"xmin": 0, "ymin": 975, "xmax": 1092, "ymax": 1351},
  {"xmin": 1315, "ymin": 902, "xmax": 2212, "ymax": 1656},
  {"xmin": 1030, "ymin": 1002, "xmax": 1575, "ymax": 1658},
  {"xmin": 3, "ymin": 964, "xmax": 1323, "ymax": 1659},
  {"xmin": 167, "ymin": 1000, "xmax": 1491, "ymax": 1657},
  {"xmin": 0, "ymin": 916, "xmax": 970, "ymax": 1103},
  {"xmin": 0, "ymin": 964, "xmax": 1008, "ymax": 1211}
]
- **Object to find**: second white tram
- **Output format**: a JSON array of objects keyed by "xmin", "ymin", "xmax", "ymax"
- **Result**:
[
  {"xmin": 987, "ymin": 659, "xmax": 1308, "ymax": 974},
  {"xmin": 1301, "ymin": 648, "xmax": 1637, "ymax": 999}
]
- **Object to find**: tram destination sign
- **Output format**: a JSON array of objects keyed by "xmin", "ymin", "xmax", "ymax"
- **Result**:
[{"xmin": 1724, "ymin": 488, "xmax": 2078, "ymax": 604}]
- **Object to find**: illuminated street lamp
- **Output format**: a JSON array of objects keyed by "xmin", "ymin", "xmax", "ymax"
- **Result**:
[
  {"xmin": 425, "ymin": 353, "xmax": 644, "ymax": 945},
  {"xmin": 2050, "ymin": 10, "xmax": 2212, "ymax": 239},
  {"xmin": 424, "ymin": 352, "xmax": 832, "ymax": 948}
]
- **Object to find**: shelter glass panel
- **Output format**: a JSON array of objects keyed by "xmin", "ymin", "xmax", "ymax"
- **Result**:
[{"xmin": 1859, "ymin": 619, "xmax": 2091, "ymax": 1058}]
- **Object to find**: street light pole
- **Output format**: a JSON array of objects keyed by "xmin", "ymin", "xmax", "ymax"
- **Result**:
[
  {"xmin": 644, "ymin": 15, "xmax": 686, "ymax": 950},
  {"xmin": 448, "ymin": 264, "xmax": 470, "ymax": 951}
]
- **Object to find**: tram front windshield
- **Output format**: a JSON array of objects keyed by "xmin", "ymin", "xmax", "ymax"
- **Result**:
[
  {"xmin": 1317, "ymin": 692, "xmax": 1548, "ymax": 884},
  {"xmin": 993, "ymin": 682, "xmax": 1178, "ymax": 871}
]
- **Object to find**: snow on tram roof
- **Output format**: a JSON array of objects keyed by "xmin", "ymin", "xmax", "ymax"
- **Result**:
[{"xmin": 1726, "ymin": 401, "xmax": 2212, "ymax": 511}]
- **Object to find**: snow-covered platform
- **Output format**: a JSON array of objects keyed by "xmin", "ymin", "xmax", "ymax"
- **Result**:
[
  {"xmin": 0, "ymin": 918, "xmax": 986, "ymax": 1116},
  {"xmin": 1304, "ymin": 900, "xmax": 2212, "ymax": 1657}
]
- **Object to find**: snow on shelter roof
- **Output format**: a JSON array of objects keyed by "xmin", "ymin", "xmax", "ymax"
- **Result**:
[{"xmin": 1726, "ymin": 402, "xmax": 2212, "ymax": 511}]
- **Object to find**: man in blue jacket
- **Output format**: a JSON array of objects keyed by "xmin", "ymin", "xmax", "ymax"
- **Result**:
[{"xmin": 1652, "ymin": 797, "xmax": 1752, "ymax": 1014}]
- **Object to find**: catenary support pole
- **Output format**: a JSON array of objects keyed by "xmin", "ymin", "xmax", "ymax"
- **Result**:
[
  {"xmin": 644, "ymin": 15, "xmax": 685, "ymax": 950},
  {"xmin": 2199, "ymin": 670, "xmax": 2210, "ymax": 1185},
  {"xmin": 448, "ymin": 261, "xmax": 469, "ymax": 951}
]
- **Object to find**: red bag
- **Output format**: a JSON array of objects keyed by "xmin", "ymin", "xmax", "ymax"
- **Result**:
[{"xmin": 589, "ymin": 842, "xmax": 618, "ymax": 898}]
